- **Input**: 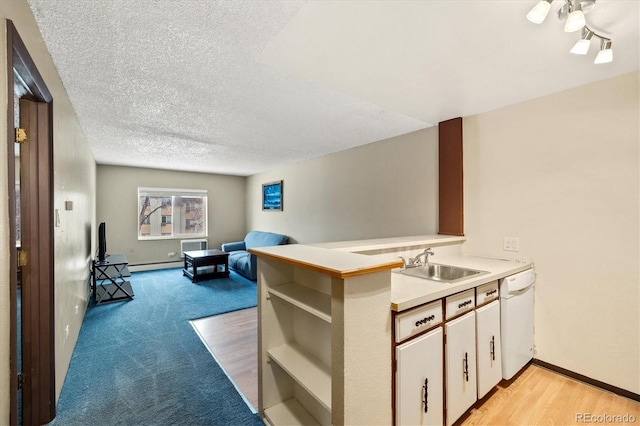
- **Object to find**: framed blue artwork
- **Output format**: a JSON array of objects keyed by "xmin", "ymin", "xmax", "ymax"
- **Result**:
[{"xmin": 262, "ymin": 180, "xmax": 283, "ymax": 211}]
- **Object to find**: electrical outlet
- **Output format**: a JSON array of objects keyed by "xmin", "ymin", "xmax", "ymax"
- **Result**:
[
  {"xmin": 65, "ymin": 325, "xmax": 69, "ymax": 340},
  {"xmin": 503, "ymin": 237, "xmax": 520, "ymax": 252},
  {"xmin": 75, "ymin": 305, "xmax": 79, "ymax": 315},
  {"xmin": 168, "ymin": 252, "xmax": 175, "ymax": 257}
]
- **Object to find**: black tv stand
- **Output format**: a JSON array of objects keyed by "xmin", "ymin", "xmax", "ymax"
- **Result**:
[{"xmin": 92, "ymin": 253, "xmax": 134, "ymax": 304}]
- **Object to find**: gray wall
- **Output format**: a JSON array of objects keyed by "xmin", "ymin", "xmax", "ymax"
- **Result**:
[
  {"xmin": 96, "ymin": 165, "xmax": 246, "ymax": 266},
  {"xmin": 247, "ymin": 127, "xmax": 439, "ymax": 243}
]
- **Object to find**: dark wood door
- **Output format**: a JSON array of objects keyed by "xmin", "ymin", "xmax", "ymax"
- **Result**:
[{"xmin": 18, "ymin": 98, "xmax": 55, "ymax": 425}]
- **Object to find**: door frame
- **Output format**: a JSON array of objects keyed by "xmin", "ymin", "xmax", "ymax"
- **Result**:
[{"xmin": 7, "ymin": 20, "xmax": 55, "ymax": 425}]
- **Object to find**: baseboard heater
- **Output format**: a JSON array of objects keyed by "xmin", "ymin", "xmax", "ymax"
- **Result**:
[{"xmin": 180, "ymin": 239, "xmax": 208, "ymax": 258}]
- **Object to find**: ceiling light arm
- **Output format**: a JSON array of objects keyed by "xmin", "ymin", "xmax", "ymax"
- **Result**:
[{"xmin": 582, "ymin": 26, "xmax": 609, "ymax": 44}]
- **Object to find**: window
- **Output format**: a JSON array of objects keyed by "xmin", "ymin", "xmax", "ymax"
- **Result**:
[{"xmin": 138, "ymin": 187, "xmax": 207, "ymax": 240}]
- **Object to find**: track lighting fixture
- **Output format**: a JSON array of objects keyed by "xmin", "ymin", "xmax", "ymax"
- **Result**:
[{"xmin": 526, "ymin": 0, "xmax": 613, "ymax": 64}]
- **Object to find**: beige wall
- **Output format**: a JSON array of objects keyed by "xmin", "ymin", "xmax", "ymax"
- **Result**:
[
  {"xmin": 463, "ymin": 71, "xmax": 640, "ymax": 394},
  {"xmin": 0, "ymin": 0, "xmax": 98, "ymax": 422},
  {"xmin": 248, "ymin": 72, "xmax": 639, "ymax": 395},
  {"xmin": 246, "ymin": 127, "xmax": 438, "ymax": 243},
  {"xmin": 96, "ymin": 165, "xmax": 246, "ymax": 266}
]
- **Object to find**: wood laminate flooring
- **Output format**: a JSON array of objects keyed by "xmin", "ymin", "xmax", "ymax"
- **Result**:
[
  {"xmin": 191, "ymin": 307, "xmax": 259, "ymax": 411},
  {"xmin": 192, "ymin": 308, "xmax": 640, "ymax": 425},
  {"xmin": 458, "ymin": 365, "xmax": 640, "ymax": 425}
]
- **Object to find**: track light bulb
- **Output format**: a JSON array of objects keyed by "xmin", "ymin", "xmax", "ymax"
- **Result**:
[
  {"xmin": 570, "ymin": 39, "xmax": 590, "ymax": 54},
  {"xmin": 527, "ymin": 0, "xmax": 553, "ymax": 24},
  {"xmin": 564, "ymin": 4, "xmax": 585, "ymax": 32},
  {"xmin": 594, "ymin": 39, "xmax": 613, "ymax": 64},
  {"xmin": 570, "ymin": 27, "xmax": 594, "ymax": 54}
]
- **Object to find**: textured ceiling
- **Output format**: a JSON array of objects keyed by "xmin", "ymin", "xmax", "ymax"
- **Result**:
[{"xmin": 27, "ymin": 0, "xmax": 639, "ymax": 176}]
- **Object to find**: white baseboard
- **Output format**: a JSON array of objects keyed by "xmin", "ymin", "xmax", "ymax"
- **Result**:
[{"xmin": 128, "ymin": 261, "xmax": 182, "ymax": 272}]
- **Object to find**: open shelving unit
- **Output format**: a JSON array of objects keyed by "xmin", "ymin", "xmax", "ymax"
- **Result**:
[
  {"xmin": 268, "ymin": 282, "xmax": 331, "ymax": 323},
  {"xmin": 268, "ymin": 342, "xmax": 332, "ymax": 410},
  {"xmin": 250, "ymin": 244, "xmax": 402, "ymax": 425}
]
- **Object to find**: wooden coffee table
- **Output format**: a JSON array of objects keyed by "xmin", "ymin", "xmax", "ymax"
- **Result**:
[{"xmin": 182, "ymin": 249, "xmax": 230, "ymax": 283}]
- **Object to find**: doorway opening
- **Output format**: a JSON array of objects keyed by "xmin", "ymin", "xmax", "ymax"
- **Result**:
[{"xmin": 7, "ymin": 20, "xmax": 55, "ymax": 426}]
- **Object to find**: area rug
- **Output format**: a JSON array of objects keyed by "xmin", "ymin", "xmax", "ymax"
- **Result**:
[{"xmin": 50, "ymin": 268, "xmax": 263, "ymax": 426}]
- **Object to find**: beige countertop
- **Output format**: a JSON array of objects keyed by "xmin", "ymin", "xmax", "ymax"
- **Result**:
[
  {"xmin": 389, "ymin": 254, "xmax": 533, "ymax": 312},
  {"xmin": 251, "ymin": 235, "xmax": 533, "ymax": 312},
  {"xmin": 248, "ymin": 244, "xmax": 403, "ymax": 279},
  {"xmin": 310, "ymin": 234, "xmax": 466, "ymax": 252}
]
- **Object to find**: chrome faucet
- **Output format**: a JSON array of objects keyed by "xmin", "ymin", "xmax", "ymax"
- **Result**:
[{"xmin": 399, "ymin": 248, "xmax": 435, "ymax": 269}]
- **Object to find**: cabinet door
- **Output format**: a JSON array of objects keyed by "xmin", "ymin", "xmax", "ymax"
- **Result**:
[
  {"xmin": 396, "ymin": 327, "xmax": 444, "ymax": 426},
  {"xmin": 445, "ymin": 311, "xmax": 477, "ymax": 426},
  {"xmin": 476, "ymin": 300, "xmax": 502, "ymax": 399}
]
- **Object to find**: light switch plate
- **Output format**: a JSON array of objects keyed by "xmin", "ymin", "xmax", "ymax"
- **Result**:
[{"xmin": 503, "ymin": 237, "xmax": 520, "ymax": 252}]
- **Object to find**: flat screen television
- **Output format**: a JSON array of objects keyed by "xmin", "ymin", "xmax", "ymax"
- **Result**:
[{"xmin": 98, "ymin": 222, "xmax": 107, "ymax": 262}]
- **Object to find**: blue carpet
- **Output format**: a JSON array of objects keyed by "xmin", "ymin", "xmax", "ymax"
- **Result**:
[{"xmin": 50, "ymin": 268, "xmax": 263, "ymax": 426}]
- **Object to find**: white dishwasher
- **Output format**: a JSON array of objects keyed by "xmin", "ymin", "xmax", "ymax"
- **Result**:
[{"xmin": 499, "ymin": 268, "xmax": 535, "ymax": 380}]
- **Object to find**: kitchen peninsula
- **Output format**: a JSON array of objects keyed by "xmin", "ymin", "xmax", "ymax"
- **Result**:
[{"xmin": 249, "ymin": 235, "xmax": 532, "ymax": 425}]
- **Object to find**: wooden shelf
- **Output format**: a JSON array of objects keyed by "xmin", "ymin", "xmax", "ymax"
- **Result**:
[
  {"xmin": 268, "ymin": 283, "xmax": 331, "ymax": 323},
  {"xmin": 268, "ymin": 343, "xmax": 332, "ymax": 411},
  {"xmin": 264, "ymin": 398, "xmax": 319, "ymax": 426}
]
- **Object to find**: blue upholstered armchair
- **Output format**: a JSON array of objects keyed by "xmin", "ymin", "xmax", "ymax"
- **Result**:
[{"xmin": 221, "ymin": 231, "xmax": 289, "ymax": 280}]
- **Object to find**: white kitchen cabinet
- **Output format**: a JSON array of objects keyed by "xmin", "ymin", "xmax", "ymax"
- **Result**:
[
  {"xmin": 396, "ymin": 327, "xmax": 444, "ymax": 426},
  {"xmin": 445, "ymin": 311, "xmax": 477, "ymax": 426},
  {"xmin": 475, "ymin": 300, "xmax": 502, "ymax": 399}
]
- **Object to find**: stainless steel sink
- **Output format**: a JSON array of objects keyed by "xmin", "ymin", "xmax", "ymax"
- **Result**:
[{"xmin": 395, "ymin": 263, "xmax": 488, "ymax": 283}]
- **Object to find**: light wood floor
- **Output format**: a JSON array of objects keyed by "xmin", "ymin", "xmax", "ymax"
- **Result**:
[
  {"xmin": 191, "ymin": 307, "xmax": 259, "ymax": 411},
  {"xmin": 192, "ymin": 308, "xmax": 640, "ymax": 425},
  {"xmin": 458, "ymin": 366, "xmax": 640, "ymax": 425}
]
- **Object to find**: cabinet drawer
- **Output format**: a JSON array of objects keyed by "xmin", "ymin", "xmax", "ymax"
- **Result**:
[
  {"xmin": 476, "ymin": 280, "xmax": 499, "ymax": 306},
  {"xmin": 395, "ymin": 300, "xmax": 443, "ymax": 342},
  {"xmin": 445, "ymin": 289, "xmax": 475, "ymax": 320}
]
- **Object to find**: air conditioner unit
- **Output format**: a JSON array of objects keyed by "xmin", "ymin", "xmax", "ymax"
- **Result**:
[{"xmin": 180, "ymin": 239, "xmax": 208, "ymax": 257}]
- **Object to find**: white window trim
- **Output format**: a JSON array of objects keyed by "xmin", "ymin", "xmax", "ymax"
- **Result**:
[{"xmin": 137, "ymin": 187, "xmax": 208, "ymax": 241}]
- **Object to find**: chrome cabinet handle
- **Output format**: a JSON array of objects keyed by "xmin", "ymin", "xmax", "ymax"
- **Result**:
[
  {"xmin": 463, "ymin": 352, "xmax": 469, "ymax": 382},
  {"xmin": 490, "ymin": 335, "xmax": 496, "ymax": 361},
  {"xmin": 422, "ymin": 378, "xmax": 429, "ymax": 413}
]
